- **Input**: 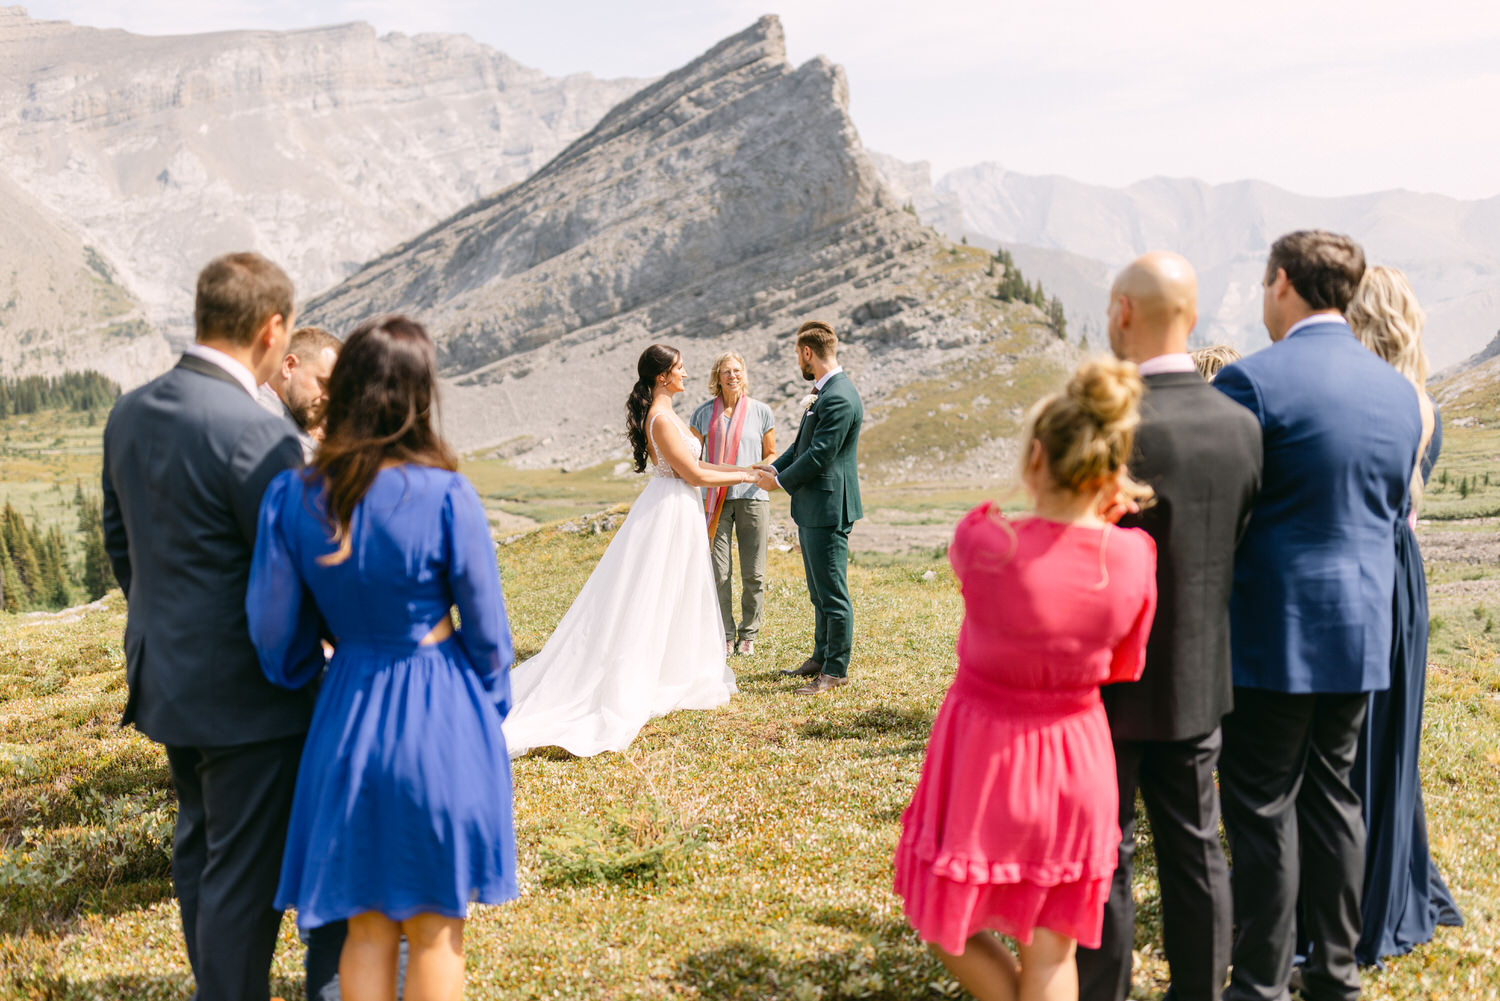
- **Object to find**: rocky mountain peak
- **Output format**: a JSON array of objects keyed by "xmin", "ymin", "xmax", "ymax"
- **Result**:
[{"xmin": 305, "ymin": 18, "xmax": 1070, "ymax": 473}]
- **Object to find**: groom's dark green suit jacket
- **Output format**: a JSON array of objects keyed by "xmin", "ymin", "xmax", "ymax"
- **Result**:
[{"xmin": 772, "ymin": 371, "xmax": 863, "ymax": 529}]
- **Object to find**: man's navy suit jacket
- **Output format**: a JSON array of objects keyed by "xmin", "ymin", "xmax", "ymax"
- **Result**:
[{"xmin": 1215, "ymin": 319, "xmax": 1422, "ymax": 694}]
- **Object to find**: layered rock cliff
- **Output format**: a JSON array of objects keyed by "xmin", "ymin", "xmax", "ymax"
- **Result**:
[{"xmin": 306, "ymin": 16, "xmax": 1070, "ymax": 473}]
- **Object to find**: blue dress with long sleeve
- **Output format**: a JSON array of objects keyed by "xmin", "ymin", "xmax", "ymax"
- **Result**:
[{"xmin": 247, "ymin": 465, "xmax": 518, "ymax": 929}]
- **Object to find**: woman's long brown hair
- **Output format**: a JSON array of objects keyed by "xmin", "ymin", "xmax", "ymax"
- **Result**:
[{"xmin": 310, "ymin": 314, "xmax": 457, "ymax": 565}]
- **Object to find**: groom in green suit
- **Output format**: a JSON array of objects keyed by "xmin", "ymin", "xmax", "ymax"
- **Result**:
[{"xmin": 755, "ymin": 321, "xmax": 863, "ymax": 694}]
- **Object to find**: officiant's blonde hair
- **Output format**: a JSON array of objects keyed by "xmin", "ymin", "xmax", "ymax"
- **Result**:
[{"xmin": 707, "ymin": 351, "xmax": 749, "ymax": 398}]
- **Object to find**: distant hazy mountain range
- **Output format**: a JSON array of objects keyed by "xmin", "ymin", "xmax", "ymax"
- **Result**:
[
  {"xmin": 0, "ymin": 4, "xmax": 644, "ymax": 375},
  {"xmin": 871, "ymin": 158, "xmax": 1500, "ymax": 370}
]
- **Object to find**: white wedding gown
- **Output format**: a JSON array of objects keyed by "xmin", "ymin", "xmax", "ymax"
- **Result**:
[{"xmin": 502, "ymin": 414, "xmax": 738, "ymax": 757}]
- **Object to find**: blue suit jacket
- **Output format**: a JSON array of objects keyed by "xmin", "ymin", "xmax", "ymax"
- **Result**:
[{"xmin": 1215, "ymin": 320, "xmax": 1421, "ymax": 694}]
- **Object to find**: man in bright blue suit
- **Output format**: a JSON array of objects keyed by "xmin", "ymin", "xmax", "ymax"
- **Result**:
[{"xmin": 1214, "ymin": 230, "xmax": 1422, "ymax": 1001}]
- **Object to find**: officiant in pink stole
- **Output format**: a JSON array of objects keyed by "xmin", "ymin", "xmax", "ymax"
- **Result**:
[{"xmin": 690, "ymin": 352, "xmax": 777, "ymax": 657}]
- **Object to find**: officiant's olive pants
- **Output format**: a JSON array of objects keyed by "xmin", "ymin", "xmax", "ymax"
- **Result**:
[
  {"xmin": 798, "ymin": 523, "xmax": 852, "ymax": 677},
  {"xmin": 711, "ymin": 498, "xmax": 768, "ymax": 642}
]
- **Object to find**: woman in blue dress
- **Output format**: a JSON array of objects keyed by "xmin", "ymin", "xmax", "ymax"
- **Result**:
[
  {"xmin": 247, "ymin": 314, "xmax": 517, "ymax": 999},
  {"xmin": 1347, "ymin": 266, "xmax": 1463, "ymax": 964}
]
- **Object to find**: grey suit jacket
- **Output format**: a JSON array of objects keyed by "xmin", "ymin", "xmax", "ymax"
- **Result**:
[
  {"xmin": 102, "ymin": 354, "xmax": 311, "ymax": 747},
  {"xmin": 1103, "ymin": 371, "xmax": 1263, "ymax": 741}
]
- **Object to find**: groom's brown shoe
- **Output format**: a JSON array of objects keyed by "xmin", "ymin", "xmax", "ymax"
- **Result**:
[
  {"xmin": 795, "ymin": 673, "xmax": 849, "ymax": 695},
  {"xmin": 780, "ymin": 657, "xmax": 822, "ymax": 678}
]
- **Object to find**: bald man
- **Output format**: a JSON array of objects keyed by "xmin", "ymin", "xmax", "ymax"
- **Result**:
[{"xmin": 1075, "ymin": 252, "xmax": 1263, "ymax": 1001}]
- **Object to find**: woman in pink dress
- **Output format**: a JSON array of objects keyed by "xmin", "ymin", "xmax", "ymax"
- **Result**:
[{"xmin": 894, "ymin": 357, "xmax": 1158, "ymax": 1001}]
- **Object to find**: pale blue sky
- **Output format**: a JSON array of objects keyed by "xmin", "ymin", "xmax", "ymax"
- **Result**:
[{"xmin": 21, "ymin": 0, "xmax": 1500, "ymax": 200}]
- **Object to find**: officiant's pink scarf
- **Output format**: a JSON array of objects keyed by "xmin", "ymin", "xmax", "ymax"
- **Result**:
[{"xmin": 704, "ymin": 395, "xmax": 750, "ymax": 537}]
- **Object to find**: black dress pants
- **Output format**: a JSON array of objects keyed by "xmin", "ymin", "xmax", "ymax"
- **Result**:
[
  {"xmin": 1219, "ymin": 689, "xmax": 1367, "ymax": 1001},
  {"xmin": 1077, "ymin": 728, "xmax": 1232, "ymax": 1001},
  {"xmin": 167, "ymin": 735, "xmax": 341, "ymax": 1001}
]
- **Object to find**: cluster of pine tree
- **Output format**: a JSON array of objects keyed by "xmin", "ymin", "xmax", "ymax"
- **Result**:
[
  {"xmin": 0, "ymin": 371, "xmax": 120, "ymax": 416},
  {"xmin": 990, "ymin": 249, "xmax": 1068, "ymax": 339},
  {"xmin": 0, "ymin": 486, "xmax": 114, "ymax": 612}
]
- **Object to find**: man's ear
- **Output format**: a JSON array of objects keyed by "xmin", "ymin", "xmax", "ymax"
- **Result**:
[
  {"xmin": 1116, "ymin": 294, "xmax": 1133, "ymax": 329},
  {"xmin": 281, "ymin": 350, "xmax": 299, "ymax": 382},
  {"xmin": 259, "ymin": 312, "xmax": 286, "ymax": 349}
]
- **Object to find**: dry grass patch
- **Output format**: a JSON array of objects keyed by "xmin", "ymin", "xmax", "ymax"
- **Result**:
[{"xmin": 1, "ymin": 511, "xmax": 1496, "ymax": 999}]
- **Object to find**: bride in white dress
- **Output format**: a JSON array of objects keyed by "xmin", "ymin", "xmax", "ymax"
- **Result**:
[{"xmin": 502, "ymin": 345, "xmax": 757, "ymax": 757}]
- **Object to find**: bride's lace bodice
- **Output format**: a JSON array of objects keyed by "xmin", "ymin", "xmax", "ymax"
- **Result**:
[{"xmin": 648, "ymin": 413, "xmax": 700, "ymax": 479}]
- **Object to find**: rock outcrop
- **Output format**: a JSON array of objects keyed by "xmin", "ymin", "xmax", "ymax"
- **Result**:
[
  {"xmin": 0, "ymin": 169, "xmax": 172, "ymax": 384},
  {"xmin": 307, "ymin": 16, "xmax": 1063, "ymax": 471},
  {"xmin": 0, "ymin": 5, "xmax": 644, "ymax": 380}
]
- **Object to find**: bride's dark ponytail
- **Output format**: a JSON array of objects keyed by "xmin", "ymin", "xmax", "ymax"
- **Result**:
[{"xmin": 626, "ymin": 344, "xmax": 681, "ymax": 472}]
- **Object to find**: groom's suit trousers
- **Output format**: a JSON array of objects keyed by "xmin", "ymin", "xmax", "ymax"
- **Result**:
[{"xmin": 798, "ymin": 524, "xmax": 852, "ymax": 678}]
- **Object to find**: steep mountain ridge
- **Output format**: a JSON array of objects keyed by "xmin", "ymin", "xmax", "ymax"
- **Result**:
[
  {"xmin": 306, "ymin": 17, "xmax": 1075, "ymax": 475},
  {"xmin": 0, "ymin": 5, "xmax": 645, "ymax": 380}
]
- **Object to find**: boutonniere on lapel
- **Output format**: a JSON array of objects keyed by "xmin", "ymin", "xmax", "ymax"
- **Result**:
[{"xmin": 798, "ymin": 393, "xmax": 818, "ymax": 420}]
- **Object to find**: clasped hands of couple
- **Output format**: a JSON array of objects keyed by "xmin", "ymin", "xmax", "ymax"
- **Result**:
[{"xmin": 722, "ymin": 463, "xmax": 780, "ymax": 490}]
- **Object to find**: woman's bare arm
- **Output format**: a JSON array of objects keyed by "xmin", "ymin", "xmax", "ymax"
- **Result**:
[{"xmin": 652, "ymin": 412, "xmax": 755, "ymax": 488}]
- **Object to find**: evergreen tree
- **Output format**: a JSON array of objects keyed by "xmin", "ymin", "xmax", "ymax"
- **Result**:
[
  {"xmin": 1460, "ymin": 476, "xmax": 1470, "ymax": 499},
  {"xmin": 0, "ymin": 531, "xmax": 20, "ymax": 612},
  {"xmin": 77, "ymin": 488, "xmax": 113, "ymax": 601},
  {"xmin": 1048, "ymin": 296, "xmax": 1068, "ymax": 339},
  {"xmin": 44, "ymin": 528, "xmax": 71, "ymax": 608},
  {"xmin": 2, "ymin": 505, "xmax": 42, "ymax": 606},
  {"xmin": 0, "ymin": 371, "xmax": 120, "ymax": 415},
  {"xmin": 996, "ymin": 265, "xmax": 1030, "ymax": 303}
]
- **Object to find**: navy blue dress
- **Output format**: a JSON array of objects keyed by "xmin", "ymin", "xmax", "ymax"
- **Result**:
[
  {"xmin": 247, "ymin": 465, "xmax": 518, "ymax": 929},
  {"xmin": 1353, "ymin": 408, "xmax": 1463, "ymax": 964}
]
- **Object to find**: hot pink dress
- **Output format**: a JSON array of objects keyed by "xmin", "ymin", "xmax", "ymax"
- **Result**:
[{"xmin": 894, "ymin": 505, "xmax": 1157, "ymax": 952}]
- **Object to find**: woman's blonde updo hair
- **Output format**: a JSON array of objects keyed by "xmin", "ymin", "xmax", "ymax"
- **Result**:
[
  {"xmin": 707, "ymin": 351, "xmax": 749, "ymax": 398},
  {"xmin": 1026, "ymin": 356, "xmax": 1153, "ymax": 504},
  {"xmin": 1346, "ymin": 265, "xmax": 1435, "ymax": 509}
]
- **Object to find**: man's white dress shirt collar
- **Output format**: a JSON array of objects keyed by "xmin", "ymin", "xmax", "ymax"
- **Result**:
[
  {"xmin": 1284, "ymin": 313, "xmax": 1348, "ymax": 340},
  {"xmin": 1136, "ymin": 353, "xmax": 1197, "ymax": 377},
  {"xmin": 184, "ymin": 343, "xmax": 258, "ymax": 397},
  {"xmin": 813, "ymin": 366, "xmax": 844, "ymax": 392}
]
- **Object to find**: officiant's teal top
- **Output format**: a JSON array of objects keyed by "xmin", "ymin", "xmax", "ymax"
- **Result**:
[{"xmin": 690, "ymin": 397, "xmax": 774, "ymax": 501}]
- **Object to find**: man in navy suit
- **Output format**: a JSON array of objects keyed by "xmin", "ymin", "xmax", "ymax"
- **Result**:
[
  {"xmin": 103, "ymin": 253, "xmax": 344, "ymax": 1001},
  {"xmin": 1214, "ymin": 231, "xmax": 1422, "ymax": 1001}
]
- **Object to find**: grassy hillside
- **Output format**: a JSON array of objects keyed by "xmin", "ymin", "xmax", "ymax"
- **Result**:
[
  {"xmin": 2, "ymin": 507, "xmax": 1497, "ymax": 999},
  {"xmin": 1433, "ymin": 357, "xmax": 1500, "ymax": 431},
  {"xmin": 0, "ymin": 410, "xmax": 106, "ymax": 536}
]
